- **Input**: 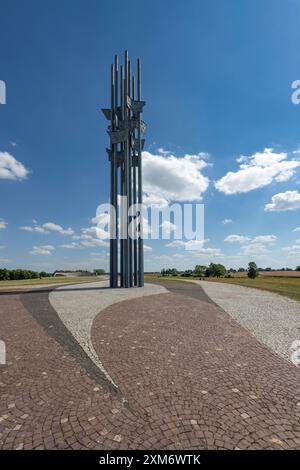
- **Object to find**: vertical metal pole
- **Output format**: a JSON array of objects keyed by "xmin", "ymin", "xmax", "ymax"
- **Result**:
[
  {"xmin": 128, "ymin": 60, "xmax": 133, "ymax": 287},
  {"xmin": 113, "ymin": 55, "xmax": 119, "ymax": 287},
  {"xmin": 132, "ymin": 75, "xmax": 138, "ymax": 286},
  {"xmin": 137, "ymin": 58, "xmax": 144, "ymax": 287},
  {"xmin": 110, "ymin": 63, "xmax": 116, "ymax": 287},
  {"xmin": 120, "ymin": 64, "xmax": 124, "ymax": 287},
  {"xmin": 124, "ymin": 51, "xmax": 129, "ymax": 287}
]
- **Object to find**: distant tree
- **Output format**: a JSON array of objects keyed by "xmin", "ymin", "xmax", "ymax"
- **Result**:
[
  {"xmin": 209, "ymin": 263, "xmax": 226, "ymax": 278},
  {"xmin": 39, "ymin": 271, "xmax": 50, "ymax": 278},
  {"xmin": 204, "ymin": 267, "xmax": 211, "ymax": 277},
  {"xmin": 238, "ymin": 267, "xmax": 246, "ymax": 272},
  {"xmin": 247, "ymin": 261, "xmax": 258, "ymax": 279},
  {"xmin": 165, "ymin": 268, "xmax": 178, "ymax": 276},
  {"xmin": 182, "ymin": 269, "xmax": 193, "ymax": 277},
  {"xmin": 94, "ymin": 269, "xmax": 105, "ymax": 275},
  {"xmin": 0, "ymin": 268, "xmax": 9, "ymax": 281},
  {"xmin": 296, "ymin": 266, "xmax": 300, "ymax": 272},
  {"xmin": 194, "ymin": 265, "xmax": 206, "ymax": 278},
  {"xmin": 265, "ymin": 267, "xmax": 272, "ymax": 272}
]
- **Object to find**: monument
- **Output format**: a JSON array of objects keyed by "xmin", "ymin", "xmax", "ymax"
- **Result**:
[{"xmin": 102, "ymin": 51, "xmax": 146, "ymax": 288}]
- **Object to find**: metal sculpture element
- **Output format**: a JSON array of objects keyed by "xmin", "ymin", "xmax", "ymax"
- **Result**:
[{"xmin": 102, "ymin": 51, "xmax": 146, "ymax": 288}]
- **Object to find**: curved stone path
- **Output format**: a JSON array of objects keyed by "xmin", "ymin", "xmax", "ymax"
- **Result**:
[
  {"xmin": 0, "ymin": 280, "xmax": 300, "ymax": 449},
  {"xmin": 49, "ymin": 281, "xmax": 167, "ymax": 388}
]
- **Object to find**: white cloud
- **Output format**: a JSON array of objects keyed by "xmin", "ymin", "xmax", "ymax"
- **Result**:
[
  {"xmin": 42, "ymin": 222, "xmax": 74, "ymax": 235},
  {"xmin": 190, "ymin": 246, "xmax": 222, "ymax": 256},
  {"xmin": 144, "ymin": 244, "xmax": 152, "ymax": 252},
  {"xmin": 224, "ymin": 234, "xmax": 251, "ymax": 244},
  {"xmin": 157, "ymin": 148, "xmax": 172, "ymax": 156},
  {"xmin": 225, "ymin": 234, "xmax": 277, "ymax": 245},
  {"xmin": 80, "ymin": 237, "xmax": 109, "ymax": 248},
  {"xmin": 30, "ymin": 245, "xmax": 55, "ymax": 255},
  {"xmin": 0, "ymin": 152, "xmax": 29, "ymax": 180},
  {"xmin": 19, "ymin": 221, "xmax": 74, "ymax": 235},
  {"xmin": 215, "ymin": 148, "xmax": 300, "ymax": 195},
  {"xmin": 59, "ymin": 243, "xmax": 81, "ymax": 249},
  {"xmin": 42, "ymin": 222, "xmax": 63, "ymax": 232},
  {"xmin": 241, "ymin": 243, "xmax": 270, "ymax": 255},
  {"xmin": 252, "ymin": 235, "xmax": 277, "ymax": 243},
  {"xmin": 160, "ymin": 221, "xmax": 176, "ymax": 235},
  {"xmin": 19, "ymin": 225, "xmax": 47, "ymax": 233},
  {"xmin": 143, "ymin": 151, "xmax": 210, "ymax": 206},
  {"xmin": 165, "ymin": 240, "xmax": 186, "ymax": 248},
  {"xmin": 222, "ymin": 218, "xmax": 233, "ymax": 225},
  {"xmin": 265, "ymin": 191, "xmax": 300, "ymax": 212},
  {"xmin": 165, "ymin": 238, "xmax": 221, "ymax": 256},
  {"xmin": 282, "ymin": 244, "xmax": 300, "ymax": 256},
  {"xmin": 0, "ymin": 219, "xmax": 7, "ymax": 230},
  {"xmin": 293, "ymin": 227, "xmax": 300, "ymax": 232}
]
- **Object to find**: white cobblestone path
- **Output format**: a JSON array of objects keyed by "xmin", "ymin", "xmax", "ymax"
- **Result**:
[{"xmin": 197, "ymin": 280, "xmax": 300, "ymax": 362}]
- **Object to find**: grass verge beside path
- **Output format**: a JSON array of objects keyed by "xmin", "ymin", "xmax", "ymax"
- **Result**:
[
  {"xmin": 145, "ymin": 274, "xmax": 300, "ymax": 302},
  {"xmin": 0, "ymin": 276, "xmax": 105, "ymax": 288}
]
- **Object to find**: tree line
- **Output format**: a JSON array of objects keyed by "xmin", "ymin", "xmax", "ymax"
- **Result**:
[
  {"xmin": 0, "ymin": 268, "xmax": 106, "ymax": 281},
  {"xmin": 0, "ymin": 269, "xmax": 51, "ymax": 281},
  {"xmin": 161, "ymin": 262, "xmax": 263, "ymax": 279}
]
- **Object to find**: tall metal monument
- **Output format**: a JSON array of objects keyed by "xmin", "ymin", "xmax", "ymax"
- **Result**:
[{"xmin": 102, "ymin": 51, "xmax": 146, "ymax": 288}]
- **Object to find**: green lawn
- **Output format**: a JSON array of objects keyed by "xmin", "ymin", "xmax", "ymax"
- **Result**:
[
  {"xmin": 203, "ymin": 276, "xmax": 300, "ymax": 302},
  {"xmin": 0, "ymin": 276, "xmax": 104, "ymax": 288},
  {"xmin": 145, "ymin": 274, "xmax": 300, "ymax": 302}
]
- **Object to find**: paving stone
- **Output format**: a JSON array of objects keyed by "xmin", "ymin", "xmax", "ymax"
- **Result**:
[{"xmin": 0, "ymin": 281, "xmax": 300, "ymax": 450}]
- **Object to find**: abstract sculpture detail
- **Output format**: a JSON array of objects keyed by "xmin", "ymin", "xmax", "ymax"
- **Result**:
[{"xmin": 102, "ymin": 51, "xmax": 146, "ymax": 288}]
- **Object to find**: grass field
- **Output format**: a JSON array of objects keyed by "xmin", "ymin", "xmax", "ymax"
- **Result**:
[
  {"xmin": 204, "ymin": 276, "xmax": 300, "ymax": 302},
  {"xmin": 231, "ymin": 270, "xmax": 300, "ymax": 278},
  {"xmin": 0, "ymin": 276, "xmax": 105, "ymax": 288},
  {"xmin": 145, "ymin": 274, "xmax": 300, "ymax": 302}
]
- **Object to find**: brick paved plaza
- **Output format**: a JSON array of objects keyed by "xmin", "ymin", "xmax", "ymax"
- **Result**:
[{"xmin": 0, "ymin": 281, "xmax": 300, "ymax": 450}]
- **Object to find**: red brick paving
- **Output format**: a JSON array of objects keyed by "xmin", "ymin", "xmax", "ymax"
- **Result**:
[
  {"xmin": 91, "ymin": 292, "xmax": 300, "ymax": 450},
  {"xmin": 0, "ymin": 287, "xmax": 300, "ymax": 449}
]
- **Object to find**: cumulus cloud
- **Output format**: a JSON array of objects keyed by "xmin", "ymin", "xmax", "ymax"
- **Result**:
[
  {"xmin": 222, "ymin": 218, "xmax": 233, "ymax": 225},
  {"xmin": 215, "ymin": 148, "xmax": 300, "ymax": 195},
  {"xmin": 0, "ymin": 219, "xmax": 7, "ymax": 230},
  {"xmin": 19, "ymin": 225, "xmax": 47, "ymax": 233},
  {"xmin": 165, "ymin": 238, "xmax": 221, "ymax": 256},
  {"xmin": 160, "ymin": 221, "xmax": 176, "ymax": 235},
  {"xmin": 225, "ymin": 234, "xmax": 277, "ymax": 245},
  {"xmin": 144, "ymin": 244, "xmax": 152, "ymax": 252},
  {"xmin": 241, "ymin": 243, "xmax": 270, "ymax": 255},
  {"xmin": 252, "ymin": 235, "xmax": 277, "ymax": 243},
  {"xmin": 0, "ymin": 152, "xmax": 29, "ymax": 180},
  {"xmin": 59, "ymin": 243, "xmax": 81, "ymax": 249},
  {"xmin": 293, "ymin": 227, "xmax": 300, "ymax": 232},
  {"xmin": 143, "ymin": 151, "xmax": 210, "ymax": 206},
  {"xmin": 19, "ymin": 221, "xmax": 74, "ymax": 235},
  {"xmin": 282, "ymin": 244, "xmax": 300, "ymax": 256},
  {"xmin": 30, "ymin": 245, "xmax": 55, "ymax": 255},
  {"xmin": 165, "ymin": 240, "xmax": 186, "ymax": 248},
  {"xmin": 224, "ymin": 234, "xmax": 251, "ymax": 244},
  {"xmin": 264, "ymin": 191, "xmax": 300, "ymax": 212}
]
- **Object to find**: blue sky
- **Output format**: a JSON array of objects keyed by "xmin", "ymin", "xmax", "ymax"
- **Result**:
[{"xmin": 1, "ymin": 0, "xmax": 300, "ymax": 272}]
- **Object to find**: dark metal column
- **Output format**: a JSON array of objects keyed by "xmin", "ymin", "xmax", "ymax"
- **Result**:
[
  {"xmin": 102, "ymin": 52, "xmax": 146, "ymax": 288},
  {"xmin": 137, "ymin": 58, "xmax": 144, "ymax": 287}
]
